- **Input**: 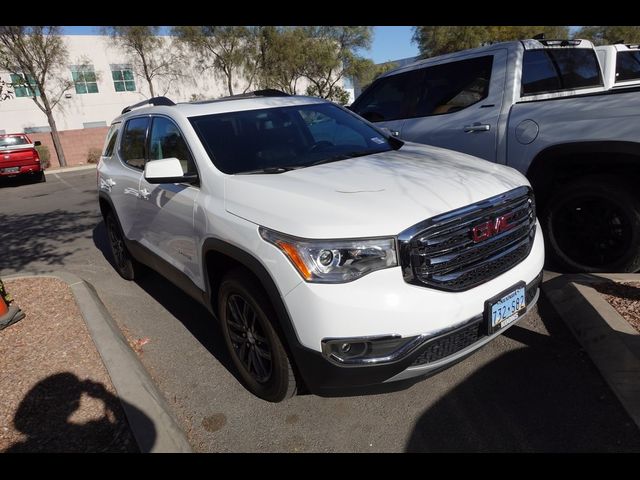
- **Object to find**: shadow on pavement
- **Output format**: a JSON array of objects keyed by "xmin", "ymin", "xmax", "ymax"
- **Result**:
[
  {"xmin": 0, "ymin": 208, "xmax": 98, "ymax": 271},
  {"xmin": 405, "ymin": 295, "xmax": 640, "ymax": 452},
  {"xmin": 92, "ymin": 221, "xmax": 242, "ymax": 386},
  {"xmin": 4, "ymin": 372, "xmax": 148, "ymax": 453}
]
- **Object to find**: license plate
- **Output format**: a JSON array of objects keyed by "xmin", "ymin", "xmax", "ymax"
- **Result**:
[
  {"xmin": 1, "ymin": 167, "xmax": 19, "ymax": 173},
  {"xmin": 485, "ymin": 282, "xmax": 526, "ymax": 334}
]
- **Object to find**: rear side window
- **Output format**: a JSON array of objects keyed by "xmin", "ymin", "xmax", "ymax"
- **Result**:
[
  {"xmin": 102, "ymin": 123, "xmax": 120, "ymax": 157},
  {"xmin": 615, "ymin": 51, "xmax": 640, "ymax": 83},
  {"xmin": 120, "ymin": 117, "xmax": 149, "ymax": 169},
  {"xmin": 351, "ymin": 69, "xmax": 425, "ymax": 122},
  {"xmin": 415, "ymin": 56, "xmax": 493, "ymax": 116},
  {"xmin": 148, "ymin": 117, "xmax": 197, "ymax": 174},
  {"xmin": 522, "ymin": 49, "xmax": 603, "ymax": 96}
]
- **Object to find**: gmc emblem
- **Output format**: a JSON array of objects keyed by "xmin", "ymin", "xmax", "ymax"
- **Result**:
[{"xmin": 471, "ymin": 213, "xmax": 516, "ymax": 243}]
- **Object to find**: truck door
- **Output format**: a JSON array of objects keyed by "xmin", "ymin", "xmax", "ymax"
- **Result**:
[{"xmin": 400, "ymin": 49, "xmax": 507, "ymax": 162}]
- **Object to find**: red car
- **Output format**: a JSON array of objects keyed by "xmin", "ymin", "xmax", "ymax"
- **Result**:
[{"xmin": 0, "ymin": 133, "xmax": 45, "ymax": 183}]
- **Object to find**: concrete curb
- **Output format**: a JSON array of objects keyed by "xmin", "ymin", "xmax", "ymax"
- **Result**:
[
  {"xmin": 47, "ymin": 164, "xmax": 96, "ymax": 174},
  {"xmin": 542, "ymin": 273, "xmax": 640, "ymax": 430},
  {"xmin": 3, "ymin": 272, "xmax": 192, "ymax": 453}
]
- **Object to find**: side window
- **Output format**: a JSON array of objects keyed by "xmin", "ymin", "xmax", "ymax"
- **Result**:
[
  {"xmin": 120, "ymin": 117, "xmax": 149, "ymax": 170},
  {"xmin": 416, "ymin": 56, "xmax": 493, "ymax": 116},
  {"xmin": 521, "ymin": 50, "xmax": 561, "ymax": 95},
  {"xmin": 351, "ymin": 69, "xmax": 424, "ymax": 122},
  {"xmin": 616, "ymin": 51, "xmax": 640, "ymax": 83},
  {"xmin": 148, "ymin": 117, "xmax": 196, "ymax": 174},
  {"xmin": 102, "ymin": 123, "xmax": 120, "ymax": 157}
]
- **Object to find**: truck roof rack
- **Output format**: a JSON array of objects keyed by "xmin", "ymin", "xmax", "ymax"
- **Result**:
[{"xmin": 121, "ymin": 96, "xmax": 175, "ymax": 114}]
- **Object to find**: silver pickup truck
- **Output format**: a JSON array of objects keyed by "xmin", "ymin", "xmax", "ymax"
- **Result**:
[{"xmin": 351, "ymin": 38, "xmax": 640, "ymax": 273}]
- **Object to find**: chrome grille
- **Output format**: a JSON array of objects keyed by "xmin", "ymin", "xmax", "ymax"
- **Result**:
[{"xmin": 398, "ymin": 187, "xmax": 536, "ymax": 291}]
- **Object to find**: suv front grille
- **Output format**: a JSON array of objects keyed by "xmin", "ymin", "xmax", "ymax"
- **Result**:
[{"xmin": 398, "ymin": 187, "xmax": 536, "ymax": 291}]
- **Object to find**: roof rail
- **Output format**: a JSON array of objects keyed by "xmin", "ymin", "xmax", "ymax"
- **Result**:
[
  {"xmin": 121, "ymin": 96, "xmax": 175, "ymax": 114},
  {"xmin": 188, "ymin": 89, "xmax": 290, "ymax": 105}
]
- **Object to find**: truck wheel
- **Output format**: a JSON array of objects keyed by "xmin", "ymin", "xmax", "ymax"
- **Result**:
[
  {"xmin": 38, "ymin": 171, "xmax": 46, "ymax": 183},
  {"xmin": 105, "ymin": 211, "xmax": 141, "ymax": 280},
  {"xmin": 218, "ymin": 269, "xmax": 298, "ymax": 402},
  {"xmin": 543, "ymin": 179, "xmax": 640, "ymax": 272}
]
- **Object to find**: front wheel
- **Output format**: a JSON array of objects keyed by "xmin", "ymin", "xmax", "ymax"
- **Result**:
[
  {"xmin": 543, "ymin": 179, "xmax": 640, "ymax": 272},
  {"xmin": 218, "ymin": 269, "xmax": 298, "ymax": 402}
]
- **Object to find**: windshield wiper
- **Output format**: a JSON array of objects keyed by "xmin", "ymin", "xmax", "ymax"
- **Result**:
[{"xmin": 240, "ymin": 166, "xmax": 299, "ymax": 175}]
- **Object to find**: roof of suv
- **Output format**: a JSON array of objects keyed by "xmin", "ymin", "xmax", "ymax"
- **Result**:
[{"xmin": 116, "ymin": 93, "xmax": 328, "ymax": 123}]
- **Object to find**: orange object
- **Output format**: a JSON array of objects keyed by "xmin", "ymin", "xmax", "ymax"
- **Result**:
[{"xmin": 0, "ymin": 295, "xmax": 8, "ymax": 317}]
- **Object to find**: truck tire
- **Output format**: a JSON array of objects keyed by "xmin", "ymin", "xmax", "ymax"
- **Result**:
[
  {"xmin": 543, "ymin": 179, "xmax": 640, "ymax": 272},
  {"xmin": 105, "ymin": 211, "xmax": 142, "ymax": 280},
  {"xmin": 218, "ymin": 269, "xmax": 298, "ymax": 402}
]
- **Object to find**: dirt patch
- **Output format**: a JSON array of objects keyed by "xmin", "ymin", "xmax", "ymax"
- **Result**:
[
  {"xmin": 593, "ymin": 281, "xmax": 640, "ymax": 334},
  {"xmin": 0, "ymin": 277, "xmax": 138, "ymax": 452}
]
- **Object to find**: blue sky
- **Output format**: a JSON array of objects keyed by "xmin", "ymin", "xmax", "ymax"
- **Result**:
[{"xmin": 62, "ymin": 26, "xmax": 420, "ymax": 64}]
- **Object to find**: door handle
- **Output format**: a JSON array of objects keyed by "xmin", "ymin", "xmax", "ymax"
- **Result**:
[
  {"xmin": 463, "ymin": 123, "xmax": 491, "ymax": 133},
  {"xmin": 139, "ymin": 188, "xmax": 150, "ymax": 200}
]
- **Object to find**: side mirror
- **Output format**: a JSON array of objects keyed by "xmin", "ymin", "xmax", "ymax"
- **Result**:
[
  {"xmin": 144, "ymin": 157, "xmax": 198, "ymax": 184},
  {"xmin": 34, "ymin": 140, "xmax": 41, "ymax": 147}
]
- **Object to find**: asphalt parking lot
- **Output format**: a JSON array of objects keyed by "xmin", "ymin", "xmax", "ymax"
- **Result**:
[{"xmin": 2, "ymin": 169, "xmax": 640, "ymax": 452}]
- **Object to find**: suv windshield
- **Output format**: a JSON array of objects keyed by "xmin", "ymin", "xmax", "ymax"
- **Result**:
[
  {"xmin": 0, "ymin": 136, "xmax": 29, "ymax": 148},
  {"xmin": 189, "ymin": 103, "xmax": 395, "ymax": 174}
]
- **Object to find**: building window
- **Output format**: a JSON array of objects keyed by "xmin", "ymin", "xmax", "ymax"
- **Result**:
[
  {"xmin": 110, "ymin": 65, "xmax": 136, "ymax": 92},
  {"xmin": 71, "ymin": 65, "xmax": 99, "ymax": 94},
  {"xmin": 10, "ymin": 73, "xmax": 40, "ymax": 97}
]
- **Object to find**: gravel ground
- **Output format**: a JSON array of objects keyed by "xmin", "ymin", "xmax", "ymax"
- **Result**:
[
  {"xmin": 593, "ymin": 281, "xmax": 640, "ymax": 334},
  {"xmin": 0, "ymin": 277, "xmax": 138, "ymax": 452}
]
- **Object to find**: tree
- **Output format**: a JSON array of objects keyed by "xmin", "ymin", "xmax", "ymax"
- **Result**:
[
  {"xmin": 575, "ymin": 26, "xmax": 640, "ymax": 45},
  {"xmin": 103, "ymin": 26, "xmax": 184, "ymax": 97},
  {"xmin": 300, "ymin": 26, "xmax": 374, "ymax": 104},
  {"xmin": 412, "ymin": 26, "xmax": 570, "ymax": 57},
  {"xmin": 255, "ymin": 26, "xmax": 307, "ymax": 95},
  {"xmin": 0, "ymin": 26, "xmax": 72, "ymax": 166},
  {"xmin": 173, "ymin": 26, "xmax": 260, "ymax": 96},
  {"xmin": 356, "ymin": 61, "xmax": 398, "ymax": 91}
]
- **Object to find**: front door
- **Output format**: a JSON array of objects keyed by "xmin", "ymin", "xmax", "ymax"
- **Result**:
[{"xmin": 137, "ymin": 116, "xmax": 201, "ymax": 288}]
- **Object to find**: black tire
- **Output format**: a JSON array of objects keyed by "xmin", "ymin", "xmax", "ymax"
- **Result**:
[
  {"xmin": 105, "ymin": 211, "xmax": 140, "ymax": 280},
  {"xmin": 218, "ymin": 269, "xmax": 297, "ymax": 402},
  {"xmin": 542, "ymin": 179, "xmax": 640, "ymax": 272},
  {"xmin": 37, "ymin": 171, "xmax": 46, "ymax": 183}
]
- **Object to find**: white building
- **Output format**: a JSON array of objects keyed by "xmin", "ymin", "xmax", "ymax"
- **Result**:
[{"xmin": 0, "ymin": 34, "xmax": 332, "ymax": 135}]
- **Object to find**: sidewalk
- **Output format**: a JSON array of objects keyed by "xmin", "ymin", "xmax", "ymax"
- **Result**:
[{"xmin": 46, "ymin": 164, "xmax": 97, "ymax": 174}]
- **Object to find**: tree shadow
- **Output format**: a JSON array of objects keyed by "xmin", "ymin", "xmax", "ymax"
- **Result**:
[
  {"xmin": 0, "ymin": 208, "xmax": 98, "ymax": 271},
  {"xmin": 92, "ymin": 222, "xmax": 241, "ymax": 385},
  {"xmin": 405, "ymin": 295, "xmax": 640, "ymax": 452},
  {"xmin": 4, "ymin": 372, "xmax": 150, "ymax": 453}
]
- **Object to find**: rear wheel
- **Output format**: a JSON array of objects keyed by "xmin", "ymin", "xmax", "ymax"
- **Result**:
[
  {"xmin": 543, "ymin": 179, "xmax": 640, "ymax": 272},
  {"xmin": 218, "ymin": 269, "xmax": 297, "ymax": 402},
  {"xmin": 105, "ymin": 211, "xmax": 141, "ymax": 280},
  {"xmin": 36, "ymin": 171, "xmax": 46, "ymax": 183}
]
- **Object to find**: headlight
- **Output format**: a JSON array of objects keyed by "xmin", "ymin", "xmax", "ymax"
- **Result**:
[{"xmin": 259, "ymin": 227, "xmax": 398, "ymax": 283}]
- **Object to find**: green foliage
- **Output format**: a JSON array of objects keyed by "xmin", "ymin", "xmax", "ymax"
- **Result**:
[
  {"xmin": 575, "ymin": 26, "xmax": 640, "ymax": 46},
  {"xmin": 412, "ymin": 26, "xmax": 571, "ymax": 57},
  {"xmin": 35, "ymin": 144, "xmax": 50, "ymax": 169},
  {"xmin": 87, "ymin": 147, "xmax": 101, "ymax": 164},
  {"xmin": 103, "ymin": 26, "xmax": 183, "ymax": 97},
  {"xmin": 0, "ymin": 26, "xmax": 72, "ymax": 166},
  {"xmin": 173, "ymin": 26, "xmax": 258, "ymax": 96},
  {"xmin": 357, "ymin": 61, "xmax": 398, "ymax": 91}
]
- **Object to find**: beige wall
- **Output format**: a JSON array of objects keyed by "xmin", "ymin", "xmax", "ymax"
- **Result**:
[{"xmin": 30, "ymin": 127, "xmax": 110, "ymax": 168}]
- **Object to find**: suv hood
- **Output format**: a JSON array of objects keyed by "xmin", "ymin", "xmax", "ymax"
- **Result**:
[{"xmin": 225, "ymin": 143, "xmax": 529, "ymax": 238}]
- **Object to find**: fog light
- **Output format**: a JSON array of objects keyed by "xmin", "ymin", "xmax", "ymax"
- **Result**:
[
  {"xmin": 321, "ymin": 335, "xmax": 420, "ymax": 365},
  {"xmin": 340, "ymin": 343, "xmax": 351, "ymax": 353}
]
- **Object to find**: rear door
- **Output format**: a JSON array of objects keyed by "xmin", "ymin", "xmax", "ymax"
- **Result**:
[
  {"xmin": 107, "ymin": 116, "xmax": 149, "ymax": 240},
  {"xmin": 400, "ymin": 50, "xmax": 507, "ymax": 162}
]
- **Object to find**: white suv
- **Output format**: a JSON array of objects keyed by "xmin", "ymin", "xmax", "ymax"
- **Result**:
[{"xmin": 98, "ymin": 91, "xmax": 544, "ymax": 402}]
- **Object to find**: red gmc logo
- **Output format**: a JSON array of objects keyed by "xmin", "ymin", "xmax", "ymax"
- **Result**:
[{"xmin": 471, "ymin": 213, "xmax": 516, "ymax": 243}]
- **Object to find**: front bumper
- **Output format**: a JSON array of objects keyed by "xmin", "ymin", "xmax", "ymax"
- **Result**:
[{"xmin": 280, "ymin": 223, "xmax": 544, "ymax": 393}]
